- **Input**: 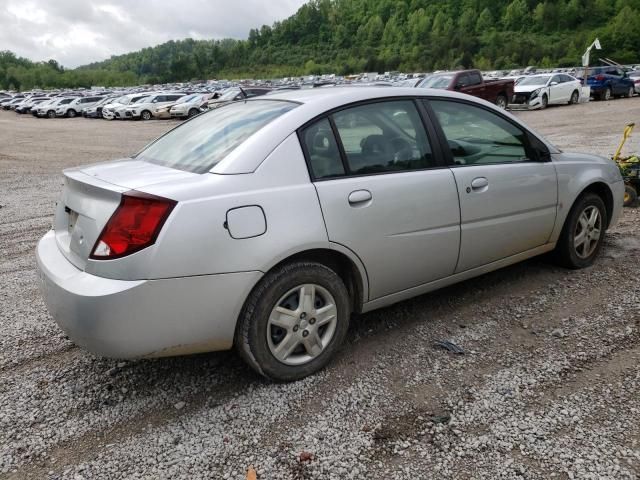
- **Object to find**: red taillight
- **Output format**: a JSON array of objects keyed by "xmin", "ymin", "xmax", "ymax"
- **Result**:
[
  {"xmin": 595, "ymin": 75, "xmax": 606, "ymax": 81},
  {"xmin": 90, "ymin": 191, "xmax": 176, "ymax": 260}
]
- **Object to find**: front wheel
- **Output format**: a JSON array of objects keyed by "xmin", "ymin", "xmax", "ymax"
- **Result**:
[
  {"xmin": 141, "ymin": 110, "xmax": 152, "ymax": 120},
  {"xmin": 554, "ymin": 193, "xmax": 607, "ymax": 269},
  {"xmin": 540, "ymin": 94, "xmax": 548, "ymax": 109},
  {"xmin": 603, "ymin": 87, "xmax": 612, "ymax": 101},
  {"xmin": 188, "ymin": 108, "xmax": 199, "ymax": 118},
  {"xmin": 569, "ymin": 90, "xmax": 579, "ymax": 104},
  {"xmin": 495, "ymin": 94, "xmax": 508, "ymax": 109},
  {"xmin": 625, "ymin": 86, "xmax": 635, "ymax": 98},
  {"xmin": 67, "ymin": 109, "xmax": 76, "ymax": 118},
  {"xmin": 47, "ymin": 110, "xmax": 55, "ymax": 118},
  {"xmin": 235, "ymin": 261, "xmax": 351, "ymax": 381}
]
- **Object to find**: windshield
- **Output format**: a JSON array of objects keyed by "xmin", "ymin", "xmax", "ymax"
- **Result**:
[
  {"xmin": 133, "ymin": 96, "xmax": 151, "ymax": 104},
  {"xmin": 137, "ymin": 100, "xmax": 297, "ymax": 173},
  {"xmin": 176, "ymin": 94, "xmax": 200, "ymax": 104},
  {"xmin": 518, "ymin": 76, "xmax": 551, "ymax": 86},
  {"xmin": 419, "ymin": 75, "xmax": 453, "ymax": 89},
  {"xmin": 219, "ymin": 89, "xmax": 241, "ymax": 101}
]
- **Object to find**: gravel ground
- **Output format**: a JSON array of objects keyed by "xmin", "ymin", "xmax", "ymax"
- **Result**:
[{"xmin": 1, "ymin": 97, "xmax": 639, "ymax": 480}]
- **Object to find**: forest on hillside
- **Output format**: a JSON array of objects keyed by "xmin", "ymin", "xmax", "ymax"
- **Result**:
[{"xmin": 2, "ymin": 0, "xmax": 640, "ymax": 90}]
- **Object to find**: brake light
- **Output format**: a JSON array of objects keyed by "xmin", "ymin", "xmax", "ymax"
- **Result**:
[
  {"xmin": 595, "ymin": 75, "xmax": 606, "ymax": 81},
  {"xmin": 90, "ymin": 191, "xmax": 176, "ymax": 260}
]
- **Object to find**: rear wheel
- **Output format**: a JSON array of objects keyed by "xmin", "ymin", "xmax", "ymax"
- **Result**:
[
  {"xmin": 554, "ymin": 193, "xmax": 607, "ymax": 269},
  {"xmin": 141, "ymin": 110, "xmax": 152, "ymax": 120},
  {"xmin": 625, "ymin": 86, "xmax": 635, "ymax": 98},
  {"xmin": 603, "ymin": 87, "xmax": 612, "ymax": 101},
  {"xmin": 235, "ymin": 261, "xmax": 351, "ymax": 381},
  {"xmin": 495, "ymin": 94, "xmax": 508, "ymax": 109},
  {"xmin": 624, "ymin": 184, "xmax": 638, "ymax": 207},
  {"xmin": 569, "ymin": 90, "xmax": 579, "ymax": 104}
]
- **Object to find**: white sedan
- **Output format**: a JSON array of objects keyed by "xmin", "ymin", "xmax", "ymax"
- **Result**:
[{"xmin": 510, "ymin": 74, "xmax": 582, "ymax": 109}]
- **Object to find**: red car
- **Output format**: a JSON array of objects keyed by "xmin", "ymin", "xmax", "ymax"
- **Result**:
[{"xmin": 417, "ymin": 69, "xmax": 514, "ymax": 109}]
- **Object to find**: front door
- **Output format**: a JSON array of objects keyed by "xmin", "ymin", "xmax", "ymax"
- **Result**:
[
  {"xmin": 427, "ymin": 99, "xmax": 558, "ymax": 272},
  {"xmin": 300, "ymin": 100, "xmax": 461, "ymax": 300}
]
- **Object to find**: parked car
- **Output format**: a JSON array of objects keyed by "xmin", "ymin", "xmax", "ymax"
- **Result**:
[
  {"xmin": 510, "ymin": 74, "xmax": 582, "ymax": 109},
  {"xmin": 37, "ymin": 97, "xmax": 76, "ymax": 118},
  {"xmin": 416, "ymin": 69, "xmax": 514, "ymax": 109},
  {"xmin": 15, "ymin": 97, "xmax": 49, "ymax": 114},
  {"xmin": 203, "ymin": 87, "xmax": 272, "ymax": 111},
  {"xmin": 586, "ymin": 66, "xmax": 635, "ymax": 101},
  {"xmin": 82, "ymin": 96, "xmax": 118, "ymax": 118},
  {"xmin": 168, "ymin": 93, "xmax": 211, "ymax": 119},
  {"xmin": 124, "ymin": 93, "xmax": 185, "ymax": 120},
  {"xmin": 2, "ymin": 96, "xmax": 25, "ymax": 109},
  {"xmin": 111, "ymin": 94, "xmax": 150, "ymax": 120},
  {"xmin": 55, "ymin": 96, "xmax": 105, "ymax": 118},
  {"xmin": 628, "ymin": 70, "xmax": 640, "ymax": 94},
  {"xmin": 36, "ymin": 87, "xmax": 624, "ymax": 381}
]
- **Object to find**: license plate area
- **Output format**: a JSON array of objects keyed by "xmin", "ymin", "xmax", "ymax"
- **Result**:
[{"xmin": 66, "ymin": 206, "xmax": 79, "ymax": 235}]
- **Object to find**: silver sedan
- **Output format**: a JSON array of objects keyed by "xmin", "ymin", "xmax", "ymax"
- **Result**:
[{"xmin": 36, "ymin": 88, "xmax": 624, "ymax": 381}]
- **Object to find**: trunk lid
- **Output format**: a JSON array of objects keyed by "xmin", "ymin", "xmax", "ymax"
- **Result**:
[{"xmin": 55, "ymin": 159, "xmax": 196, "ymax": 270}]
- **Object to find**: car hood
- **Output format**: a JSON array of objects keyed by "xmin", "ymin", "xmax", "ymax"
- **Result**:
[{"xmin": 514, "ymin": 84, "xmax": 548, "ymax": 93}]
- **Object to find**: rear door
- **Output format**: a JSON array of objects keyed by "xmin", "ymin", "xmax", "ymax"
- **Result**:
[
  {"xmin": 425, "ymin": 98, "xmax": 557, "ymax": 272},
  {"xmin": 303, "ymin": 99, "xmax": 461, "ymax": 300}
]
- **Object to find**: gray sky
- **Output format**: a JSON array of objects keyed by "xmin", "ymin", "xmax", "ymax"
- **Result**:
[{"xmin": 1, "ymin": 0, "xmax": 307, "ymax": 68}]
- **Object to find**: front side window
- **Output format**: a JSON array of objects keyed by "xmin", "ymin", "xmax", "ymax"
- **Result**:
[
  {"xmin": 331, "ymin": 100, "xmax": 433, "ymax": 175},
  {"xmin": 430, "ymin": 100, "xmax": 528, "ymax": 165},
  {"xmin": 137, "ymin": 100, "xmax": 297, "ymax": 173}
]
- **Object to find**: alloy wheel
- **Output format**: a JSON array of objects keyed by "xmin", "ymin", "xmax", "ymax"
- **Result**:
[
  {"xmin": 573, "ymin": 206, "xmax": 602, "ymax": 259},
  {"xmin": 267, "ymin": 283, "xmax": 338, "ymax": 366}
]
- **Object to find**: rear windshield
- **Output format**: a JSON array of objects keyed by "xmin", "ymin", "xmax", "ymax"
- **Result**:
[{"xmin": 136, "ymin": 100, "xmax": 297, "ymax": 173}]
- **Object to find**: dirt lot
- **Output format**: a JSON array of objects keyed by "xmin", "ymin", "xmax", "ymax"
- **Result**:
[{"xmin": 1, "ymin": 98, "xmax": 639, "ymax": 480}]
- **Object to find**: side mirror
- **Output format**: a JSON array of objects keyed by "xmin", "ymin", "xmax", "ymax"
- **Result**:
[
  {"xmin": 550, "ymin": 81, "xmax": 558, "ymax": 86},
  {"xmin": 454, "ymin": 83, "xmax": 462, "ymax": 91}
]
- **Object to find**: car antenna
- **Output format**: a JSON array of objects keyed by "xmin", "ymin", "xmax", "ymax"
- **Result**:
[{"xmin": 238, "ymin": 86, "xmax": 248, "ymax": 99}]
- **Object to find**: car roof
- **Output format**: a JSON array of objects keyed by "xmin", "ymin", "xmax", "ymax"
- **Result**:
[{"xmin": 212, "ymin": 87, "xmax": 558, "ymax": 175}]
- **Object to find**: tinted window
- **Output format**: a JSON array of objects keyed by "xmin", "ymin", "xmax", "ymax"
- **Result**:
[
  {"xmin": 468, "ymin": 72, "xmax": 483, "ymax": 85},
  {"xmin": 301, "ymin": 118, "xmax": 345, "ymax": 179},
  {"xmin": 331, "ymin": 100, "xmax": 433, "ymax": 175},
  {"xmin": 430, "ymin": 100, "xmax": 528, "ymax": 165},
  {"xmin": 137, "ymin": 100, "xmax": 297, "ymax": 173},
  {"xmin": 457, "ymin": 74, "xmax": 470, "ymax": 87}
]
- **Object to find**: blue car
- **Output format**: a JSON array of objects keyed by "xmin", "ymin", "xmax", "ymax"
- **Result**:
[{"xmin": 587, "ymin": 66, "xmax": 635, "ymax": 101}]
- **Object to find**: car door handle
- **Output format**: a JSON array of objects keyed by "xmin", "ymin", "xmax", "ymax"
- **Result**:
[
  {"xmin": 470, "ymin": 177, "xmax": 489, "ymax": 190},
  {"xmin": 348, "ymin": 190, "xmax": 372, "ymax": 205}
]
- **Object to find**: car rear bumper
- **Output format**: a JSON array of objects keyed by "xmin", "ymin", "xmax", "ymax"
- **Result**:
[{"xmin": 36, "ymin": 230, "xmax": 262, "ymax": 359}]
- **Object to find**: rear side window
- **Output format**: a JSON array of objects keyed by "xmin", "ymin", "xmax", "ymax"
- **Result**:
[
  {"xmin": 301, "ymin": 118, "xmax": 345, "ymax": 179},
  {"xmin": 137, "ymin": 100, "xmax": 297, "ymax": 173},
  {"xmin": 332, "ymin": 100, "xmax": 433, "ymax": 175},
  {"xmin": 430, "ymin": 100, "xmax": 528, "ymax": 165}
]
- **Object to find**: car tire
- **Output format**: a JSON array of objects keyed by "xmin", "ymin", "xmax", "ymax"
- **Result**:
[
  {"xmin": 235, "ymin": 261, "xmax": 351, "ymax": 382},
  {"xmin": 625, "ymin": 86, "xmax": 635, "ymax": 98},
  {"xmin": 67, "ymin": 109, "xmax": 76, "ymax": 118},
  {"xmin": 554, "ymin": 192, "xmax": 608, "ymax": 269},
  {"xmin": 141, "ymin": 110, "xmax": 152, "ymax": 121},
  {"xmin": 47, "ymin": 110, "xmax": 55, "ymax": 118},
  {"xmin": 624, "ymin": 184, "xmax": 638, "ymax": 207},
  {"xmin": 603, "ymin": 87, "xmax": 612, "ymax": 101},
  {"xmin": 540, "ymin": 94, "xmax": 548, "ymax": 109},
  {"xmin": 569, "ymin": 90, "xmax": 579, "ymax": 104},
  {"xmin": 188, "ymin": 108, "xmax": 199, "ymax": 118}
]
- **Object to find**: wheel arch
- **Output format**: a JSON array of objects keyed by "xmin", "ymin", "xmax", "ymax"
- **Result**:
[
  {"xmin": 263, "ymin": 247, "xmax": 368, "ymax": 314},
  {"xmin": 574, "ymin": 181, "xmax": 615, "ymax": 229}
]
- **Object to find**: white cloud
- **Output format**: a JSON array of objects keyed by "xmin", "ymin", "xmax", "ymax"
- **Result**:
[{"xmin": 0, "ymin": 0, "xmax": 307, "ymax": 68}]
